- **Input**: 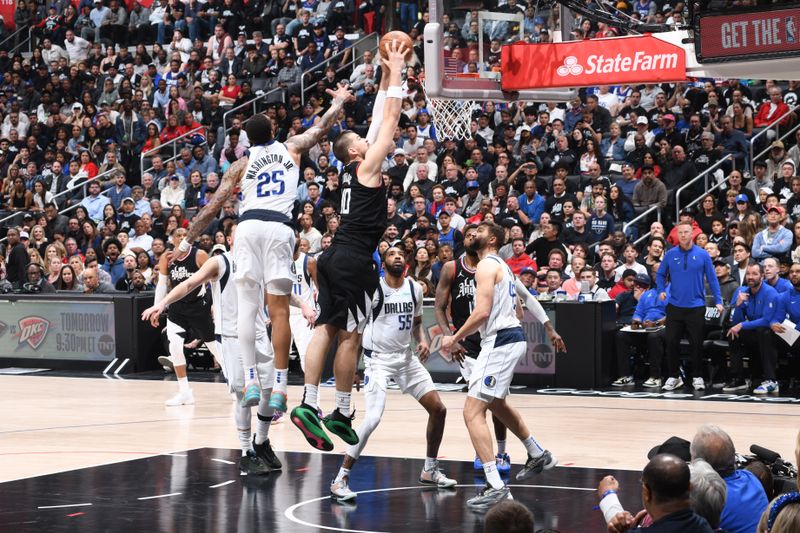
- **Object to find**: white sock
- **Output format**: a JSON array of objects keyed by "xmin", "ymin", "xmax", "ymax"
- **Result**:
[
  {"xmin": 177, "ymin": 376, "xmax": 190, "ymax": 393},
  {"xmin": 303, "ymin": 384, "xmax": 319, "ymax": 409},
  {"xmin": 273, "ymin": 368, "xmax": 288, "ymax": 394},
  {"xmin": 238, "ymin": 429, "xmax": 251, "ymax": 455},
  {"xmin": 522, "ymin": 435, "xmax": 544, "ymax": 458},
  {"xmin": 244, "ymin": 365, "xmax": 258, "ymax": 384},
  {"xmin": 335, "ymin": 391, "xmax": 351, "ymax": 416},
  {"xmin": 335, "ymin": 466, "xmax": 350, "ymax": 483},
  {"xmin": 497, "ymin": 440, "xmax": 506, "ymax": 456},
  {"xmin": 424, "ymin": 457, "xmax": 438, "ymax": 471},
  {"xmin": 255, "ymin": 397, "xmax": 273, "ymax": 445},
  {"xmin": 483, "ymin": 460, "xmax": 505, "ymax": 490}
]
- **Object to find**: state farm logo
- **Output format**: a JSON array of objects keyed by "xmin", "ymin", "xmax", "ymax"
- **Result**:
[
  {"xmin": 557, "ymin": 56, "xmax": 583, "ymax": 77},
  {"xmin": 14, "ymin": 316, "xmax": 51, "ymax": 350}
]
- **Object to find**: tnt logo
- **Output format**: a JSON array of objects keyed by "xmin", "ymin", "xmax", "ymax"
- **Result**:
[
  {"xmin": 484, "ymin": 376, "xmax": 496, "ymax": 388},
  {"xmin": 556, "ymin": 56, "xmax": 583, "ymax": 77},
  {"xmin": 15, "ymin": 316, "xmax": 51, "ymax": 349}
]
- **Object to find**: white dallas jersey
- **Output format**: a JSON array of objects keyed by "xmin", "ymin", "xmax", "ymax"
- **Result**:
[
  {"xmin": 480, "ymin": 254, "xmax": 520, "ymax": 340},
  {"xmin": 211, "ymin": 252, "xmax": 267, "ymax": 336},
  {"xmin": 239, "ymin": 141, "xmax": 299, "ymax": 216},
  {"xmin": 290, "ymin": 252, "xmax": 316, "ymax": 315},
  {"xmin": 362, "ymin": 277, "xmax": 423, "ymax": 354}
]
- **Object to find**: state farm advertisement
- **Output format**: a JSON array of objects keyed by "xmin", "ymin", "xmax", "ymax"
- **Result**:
[
  {"xmin": 698, "ymin": 6, "xmax": 800, "ymax": 62},
  {"xmin": 501, "ymin": 35, "xmax": 687, "ymax": 91}
]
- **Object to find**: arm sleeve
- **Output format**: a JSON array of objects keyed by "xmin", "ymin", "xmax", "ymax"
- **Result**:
[
  {"xmin": 154, "ymin": 273, "xmax": 168, "ymax": 304},
  {"xmin": 599, "ymin": 493, "xmax": 626, "ymax": 525},
  {"xmin": 515, "ymin": 278, "xmax": 549, "ymax": 324},
  {"xmin": 366, "ymin": 90, "xmax": 386, "ymax": 145}
]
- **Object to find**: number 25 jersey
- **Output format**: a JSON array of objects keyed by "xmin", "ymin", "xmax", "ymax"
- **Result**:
[{"xmin": 239, "ymin": 141, "xmax": 299, "ymax": 218}]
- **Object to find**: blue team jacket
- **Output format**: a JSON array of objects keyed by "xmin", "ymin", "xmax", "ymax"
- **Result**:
[
  {"xmin": 657, "ymin": 245, "xmax": 722, "ymax": 308},
  {"xmin": 773, "ymin": 286, "xmax": 800, "ymax": 330},
  {"xmin": 731, "ymin": 282, "xmax": 780, "ymax": 330},
  {"xmin": 632, "ymin": 286, "xmax": 669, "ymax": 323}
]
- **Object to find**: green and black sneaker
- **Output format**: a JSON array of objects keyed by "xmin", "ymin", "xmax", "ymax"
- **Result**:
[
  {"xmin": 290, "ymin": 403, "xmax": 334, "ymax": 451},
  {"xmin": 323, "ymin": 409, "xmax": 359, "ymax": 445}
]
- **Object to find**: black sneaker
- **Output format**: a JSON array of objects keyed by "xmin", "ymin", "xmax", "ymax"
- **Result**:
[
  {"xmin": 252, "ymin": 436, "xmax": 282, "ymax": 470},
  {"xmin": 239, "ymin": 449, "xmax": 271, "ymax": 475},
  {"xmin": 722, "ymin": 378, "xmax": 748, "ymax": 392},
  {"xmin": 465, "ymin": 484, "xmax": 512, "ymax": 511},
  {"xmin": 515, "ymin": 450, "xmax": 557, "ymax": 480},
  {"xmin": 323, "ymin": 408, "xmax": 359, "ymax": 445}
]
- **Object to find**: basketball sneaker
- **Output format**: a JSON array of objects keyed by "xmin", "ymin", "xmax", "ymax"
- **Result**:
[
  {"xmin": 642, "ymin": 377, "xmax": 662, "ymax": 388},
  {"xmin": 753, "ymin": 380, "xmax": 779, "ymax": 394},
  {"xmin": 419, "ymin": 463, "xmax": 457, "ymax": 488},
  {"xmin": 330, "ymin": 476, "xmax": 356, "ymax": 502},
  {"xmin": 239, "ymin": 449, "xmax": 271, "ymax": 475},
  {"xmin": 323, "ymin": 409, "xmax": 359, "ymax": 445},
  {"xmin": 611, "ymin": 375, "xmax": 634, "ymax": 387},
  {"xmin": 241, "ymin": 380, "xmax": 261, "ymax": 407},
  {"xmin": 516, "ymin": 450, "xmax": 557, "ymax": 480},
  {"xmin": 722, "ymin": 378, "xmax": 748, "ymax": 392},
  {"xmin": 290, "ymin": 403, "xmax": 333, "ymax": 451},
  {"xmin": 158, "ymin": 355, "xmax": 174, "ymax": 372},
  {"xmin": 252, "ymin": 437, "xmax": 282, "ymax": 470},
  {"xmin": 268, "ymin": 390, "xmax": 287, "ymax": 412},
  {"xmin": 271, "ymin": 410, "xmax": 284, "ymax": 424},
  {"xmin": 164, "ymin": 389, "xmax": 194, "ymax": 406},
  {"xmin": 496, "ymin": 453, "xmax": 511, "ymax": 475},
  {"xmin": 692, "ymin": 377, "xmax": 706, "ymax": 391},
  {"xmin": 661, "ymin": 377, "xmax": 684, "ymax": 391},
  {"xmin": 466, "ymin": 485, "xmax": 512, "ymax": 511}
]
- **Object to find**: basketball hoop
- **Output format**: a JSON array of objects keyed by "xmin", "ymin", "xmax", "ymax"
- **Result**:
[{"xmin": 421, "ymin": 76, "xmax": 477, "ymax": 141}]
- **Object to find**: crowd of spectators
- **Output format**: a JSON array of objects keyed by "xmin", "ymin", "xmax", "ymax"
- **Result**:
[{"xmin": 0, "ymin": 1, "xmax": 800, "ymax": 393}]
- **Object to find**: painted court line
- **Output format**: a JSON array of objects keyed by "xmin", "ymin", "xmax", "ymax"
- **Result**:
[
  {"xmin": 209, "ymin": 480, "xmax": 235, "ymax": 489},
  {"xmin": 37, "ymin": 503, "xmax": 93, "ymax": 510},
  {"xmin": 137, "ymin": 492, "xmax": 181, "ymax": 500}
]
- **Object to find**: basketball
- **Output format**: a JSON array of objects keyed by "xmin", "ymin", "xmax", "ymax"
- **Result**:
[{"xmin": 379, "ymin": 31, "xmax": 414, "ymax": 62}]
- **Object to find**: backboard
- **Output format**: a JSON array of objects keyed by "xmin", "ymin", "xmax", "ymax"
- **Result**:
[{"xmin": 423, "ymin": 0, "xmax": 577, "ymax": 102}]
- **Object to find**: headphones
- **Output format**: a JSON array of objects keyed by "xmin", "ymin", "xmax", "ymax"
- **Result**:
[{"xmin": 25, "ymin": 262, "xmax": 45, "ymax": 275}]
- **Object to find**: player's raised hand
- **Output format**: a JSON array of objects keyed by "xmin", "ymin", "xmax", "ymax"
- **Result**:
[
  {"xmin": 326, "ymin": 84, "xmax": 355, "ymax": 105},
  {"xmin": 141, "ymin": 303, "xmax": 166, "ymax": 328},
  {"xmin": 382, "ymin": 39, "xmax": 408, "ymax": 73}
]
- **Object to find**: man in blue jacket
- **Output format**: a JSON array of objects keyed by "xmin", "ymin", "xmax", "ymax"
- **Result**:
[
  {"xmin": 767, "ymin": 263, "xmax": 800, "ymax": 391},
  {"xmin": 613, "ymin": 274, "xmax": 669, "ymax": 388},
  {"xmin": 723, "ymin": 263, "xmax": 780, "ymax": 394},
  {"xmin": 657, "ymin": 221, "xmax": 723, "ymax": 392},
  {"xmin": 752, "ymin": 206, "xmax": 793, "ymax": 261}
]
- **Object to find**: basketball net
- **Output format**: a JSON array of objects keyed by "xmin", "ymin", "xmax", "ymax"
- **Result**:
[{"xmin": 421, "ymin": 77, "xmax": 476, "ymax": 141}]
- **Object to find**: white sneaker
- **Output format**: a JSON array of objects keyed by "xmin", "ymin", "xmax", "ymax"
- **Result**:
[
  {"xmin": 692, "ymin": 377, "xmax": 706, "ymax": 391},
  {"xmin": 642, "ymin": 377, "xmax": 662, "ymax": 388},
  {"xmin": 330, "ymin": 477, "xmax": 356, "ymax": 502},
  {"xmin": 165, "ymin": 389, "xmax": 194, "ymax": 406},
  {"xmin": 662, "ymin": 377, "xmax": 684, "ymax": 391},
  {"xmin": 753, "ymin": 380, "xmax": 780, "ymax": 394},
  {"xmin": 419, "ymin": 465, "xmax": 457, "ymax": 488},
  {"xmin": 611, "ymin": 375, "xmax": 634, "ymax": 387},
  {"xmin": 158, "ymin": 355, "xmax": 174, "ymax": 372}
]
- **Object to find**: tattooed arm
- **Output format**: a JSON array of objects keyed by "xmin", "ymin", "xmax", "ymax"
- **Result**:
[{"xmin": 284, "ymin": 86, "xmax": 355, "ymax": 161}]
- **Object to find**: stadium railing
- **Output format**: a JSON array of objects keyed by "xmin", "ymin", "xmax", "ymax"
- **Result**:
[
  {"xmin": 139, "ymin": 125, "xmax": 207, "ymax": 181},
  {"xmin": 749, "ymin": 103, "xmax": 800, "ymax": 173},
  {"xmin": 0, "ymin": 25, "xmax": 30, "ymax": 52},
  {"xmin": 675, "ymin": 153, "xmax": 735, "ymax": 222},
  {"xmin": 300, "ymin": 32, "xmax": 380, "ymax": 105},
  {"xmin": 624, "ymin": 203, "xmax": 662, "ymax": 247},
  {"xmin": 222, "ymin": 85, "xmax": 285, "ymax": 134}
]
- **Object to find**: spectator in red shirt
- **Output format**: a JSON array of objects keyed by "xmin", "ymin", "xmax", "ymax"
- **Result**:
[
  {"xmin": 754, "ymin": 88, "xmax": 792, "ymax": 128},
  {"xmin": 506, "ymin": 237, "xmax": 537, "ymax": 275},
  {"xmin": 608, "ymin": 268, "xmax": 637, "ymax": 299}
]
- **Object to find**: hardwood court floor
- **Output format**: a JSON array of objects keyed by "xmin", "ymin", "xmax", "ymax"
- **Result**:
[{"xmin": 2, "ymin": 376, "xmax": 798, "ymax": 483}]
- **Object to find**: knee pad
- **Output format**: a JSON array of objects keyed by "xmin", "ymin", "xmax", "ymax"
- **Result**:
[
  {"xmin": 234, "ymin": 403, "xmax": 251, "ymax": 430},
  {"xmin": 167, "ymin": 321, "xmax": 187, "ymax": 366}
]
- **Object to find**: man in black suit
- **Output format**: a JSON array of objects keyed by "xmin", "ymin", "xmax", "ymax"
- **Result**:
[{"xmin": 218, "ymin": 46, "xmax": 242, "ymax": 78}]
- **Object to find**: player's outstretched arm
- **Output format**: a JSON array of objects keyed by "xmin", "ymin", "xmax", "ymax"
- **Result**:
[
  {"xmin": 514, "ymin": 277, "xmax": 566, "ymax": 352},
  {"xmin": 285, "ymin": 86, "xmax": 354, "ymax": 157},
  {"xmin": 141, "ymin": 258, "xmax": 221, "ymax": 327},
  {"xmin": 357, "ymin": 40, "xmax": 407, "ymax": 185},
  {"xmin": 176, "ymin": 157, "xmax": 247, "ymax": 259}
]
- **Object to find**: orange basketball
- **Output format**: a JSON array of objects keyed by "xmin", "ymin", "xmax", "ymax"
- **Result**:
[{"xmin": 379, "ymin": 31, "xmax": 414, "ymax": 62}]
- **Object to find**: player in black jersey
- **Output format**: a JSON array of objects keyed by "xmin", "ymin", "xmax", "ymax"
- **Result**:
[
  {"xmin": 154, "ymin": 228, "xmax": 219, "ymax": 406},
  {"xmin": 290, "ymin": 39, "xmax": 409, "ymax": 451}
]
